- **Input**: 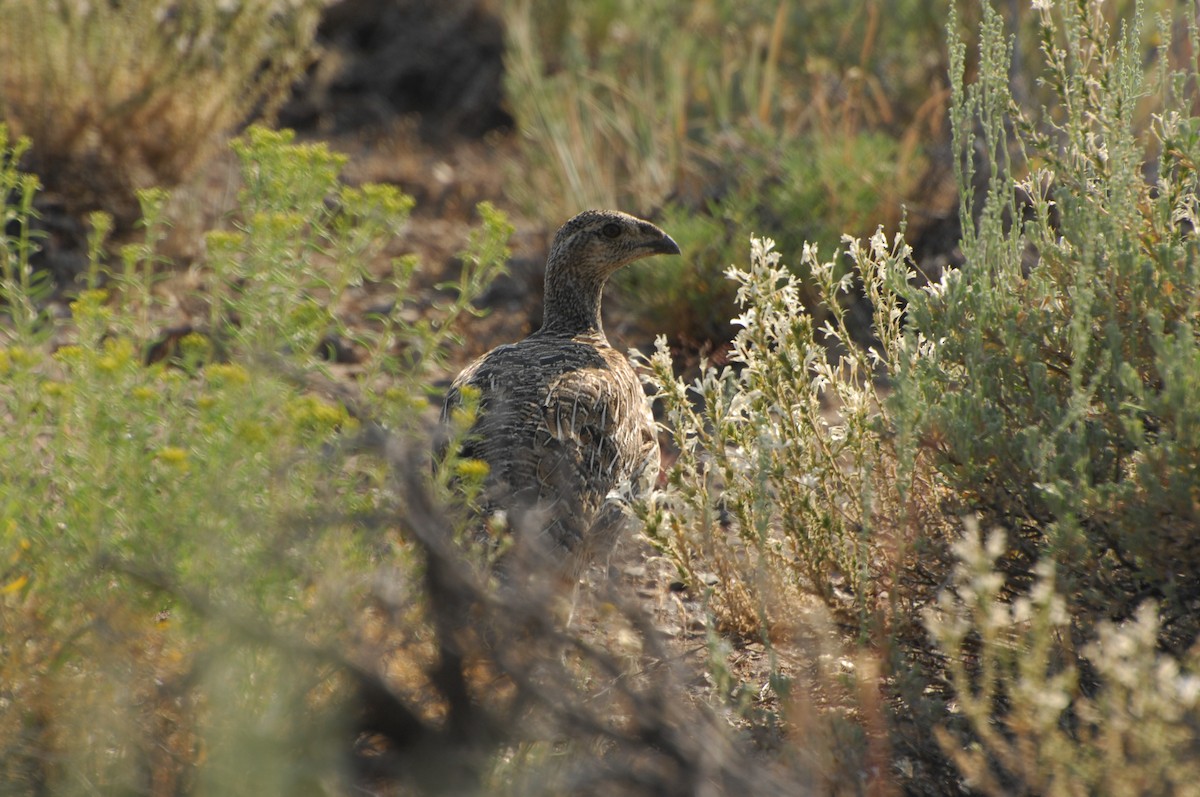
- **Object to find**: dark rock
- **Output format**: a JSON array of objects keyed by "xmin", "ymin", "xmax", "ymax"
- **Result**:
[
  {"xmin": 318, "ymin": 332, "xmax": 363, "ymax": 364},
  {"xmin": 908, "ymin": 211, "xmax": 965, "ymax": 288},
  {"xmin": 2, "ymin": 194, "xmax": 90, "ymax": 293},
  {"xmin": 282, "ymin": 0, "xmax": 512, "ymax": 140}
]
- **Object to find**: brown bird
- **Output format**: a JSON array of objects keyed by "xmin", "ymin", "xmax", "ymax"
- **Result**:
[{"xmin": 441, "ymin": 209, "xmax": 680, "ymax": 576}]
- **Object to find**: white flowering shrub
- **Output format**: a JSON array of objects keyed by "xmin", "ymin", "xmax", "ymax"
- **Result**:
[
  {"xmin": 640, "ymin": 216, "xmax": 966, "ymax": 639},
  {"xmin": 927, "ymin": 522, "xmax": 1200, "ymax": 796}
]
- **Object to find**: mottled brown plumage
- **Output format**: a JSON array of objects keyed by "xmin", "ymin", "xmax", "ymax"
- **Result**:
[{"xmin": 441, "ymin": 209, "xmax": 680, "ymax": 573}]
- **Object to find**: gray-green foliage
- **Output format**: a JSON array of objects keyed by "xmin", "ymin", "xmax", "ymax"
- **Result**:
[
  {"xmin": 910, "ymin": 1, "xmax": 1200, "ymax": 790},
  {"xmin": 896, "ymin": 0, "xmax": 1200, "ymax": 643}
]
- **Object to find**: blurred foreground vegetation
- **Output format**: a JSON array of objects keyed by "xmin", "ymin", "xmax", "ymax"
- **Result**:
[{"xmin": 2, "ymin": 0, "xmax": 1200, "ymax": 795}]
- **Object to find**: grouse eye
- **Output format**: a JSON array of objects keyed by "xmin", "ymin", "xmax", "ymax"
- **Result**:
[{"xmin": 601, "ymin": 222, "xmax": 622, "ymax": 239}]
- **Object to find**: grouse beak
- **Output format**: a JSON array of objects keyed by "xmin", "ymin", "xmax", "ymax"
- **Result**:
[{"xmin": 644, "ymin": 233, "xmax": 681, "ymax": 257}]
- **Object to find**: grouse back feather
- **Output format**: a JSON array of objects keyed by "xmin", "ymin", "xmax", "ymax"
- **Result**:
[{"xmin": 441, "ymin": 209, "xmax": 679, "ymax": 573}]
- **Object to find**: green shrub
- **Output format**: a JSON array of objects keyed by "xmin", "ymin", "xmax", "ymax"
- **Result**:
[
  {"xmin": 1, "ymin": 122, "xmax": 792, "ymax": 797},
  {"xmin": 0, "ymin": 125, "xmax": 45, "ymax": 338},
  {"xmin": 0, "ymin": 125, "xmax": 510, "ymax": 793},
  {"xmin": 908, "ymin": 1, "xmax": 1200, "ymax": 787},
  {"xmin": 0, "ymin": 1, "xmax": 326, "ymax": 229}
]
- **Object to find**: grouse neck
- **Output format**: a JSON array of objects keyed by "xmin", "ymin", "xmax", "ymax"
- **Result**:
[{"xmin": 538, "ymin": 266, "xmax": 608, "ymax": 338}]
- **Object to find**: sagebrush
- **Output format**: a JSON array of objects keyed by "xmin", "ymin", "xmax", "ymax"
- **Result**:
[{"xmin": 643, "ymin": 0, "xmax": 1200, "ymax": 792}]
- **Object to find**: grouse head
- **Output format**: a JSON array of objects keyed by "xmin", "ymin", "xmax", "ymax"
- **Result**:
[{"xmin": 547, "ymin": 209, "xmax": 680, "ymax": 281}]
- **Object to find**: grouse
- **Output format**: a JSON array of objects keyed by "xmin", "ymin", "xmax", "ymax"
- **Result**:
[{"xmin": 441, "ymin": 209, "xmax": 680, "ymax": 575}]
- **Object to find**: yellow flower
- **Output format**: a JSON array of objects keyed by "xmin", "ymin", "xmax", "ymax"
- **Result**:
[
  {"xmin": 39, "ymin": 381, "xmax": 70, "ymax": 399},
  {"xmin": 131, "ymin": 385, "xmax": 159, "ymax": 401},
  {"xmin": 204, "ymin": 230, "xmax": 246, "ymax": 253},
  {"xmin": 9, "ymin": 536, "xmax": 30, "ymax": 565},
  {"xmin": 176, "ymin": 333, "xmax": 211, "ymax": 360},
  {"xmin": 156, "ymin": 446, "xmax": 190, "ymax": 473},
  {"xmin": 287, "ymin": 395, "xmax": 351, "ymax": 433},
  {"xmin": 1, "ymin": 574, "xmax": 28, "ymax": 595},
  {"xmin": 384, "ymin": 386, "xmax": 427, "ymax": 414},
  {"xmin": 97, "ymin": 338, "xmax": 135, "ymax": 373},
  {"xmin": 7, "ymin": 346, "xmax": 39, "ymax": 368},
  {"xmin": 70, "ymin": 290, "xmax": 110, "ymax": 318},
  {"xmin": 235, "ymin": 420, "xmax": 269, "ymax": 445},
  {"xmin": 52, "ymin": 345, "xmax": 84, "ymax": 364},
  {"xmin": 449, "ymin": 405, "xmax": 478, "ymax": 428},
  {"xmin": 251, "ymin": 211, "xmax": 306, "ymax": 239},
  {"xmin": 204, "ymin": 363, "xmax": 250, "ymax": 387},
  {"xmin": 454, "ymin": 458, "xmax": 490, "ymax": 481}
]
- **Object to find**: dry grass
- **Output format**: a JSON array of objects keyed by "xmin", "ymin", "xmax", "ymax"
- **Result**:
[
  {"xmin": 500, "ymin": 0, "xmax": 949, "ymax": 220},
  {"xmin": 0, "ymin": 1, "xmax": 327, "ymax": 229}
]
